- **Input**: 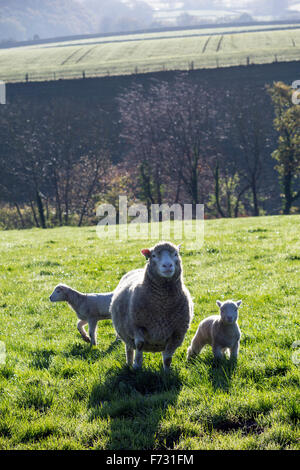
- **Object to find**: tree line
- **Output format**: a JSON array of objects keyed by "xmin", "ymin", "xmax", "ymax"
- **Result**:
[
  {"xmin": 0, "ymin": 76, "xmax": 299, "ymax": 229},
  {"xmin": 0, "ymin": 98, "xmax": 111, "ymax": 228},
  {"xmin": 116, "ymin": 77, "xmax": 299, "ymax": 218}
]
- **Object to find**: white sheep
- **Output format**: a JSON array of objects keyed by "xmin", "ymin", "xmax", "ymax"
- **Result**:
[
  {"xmin": 49, "ymin": 284, "xmax": 114, "ymax": 346},
  {"xmin": 187, "ymin": 299, "xmax": 242, "ymax": 362},
  {"xmin": 110, "ymin": 241, "xmax": 193, "ymax": 370}
]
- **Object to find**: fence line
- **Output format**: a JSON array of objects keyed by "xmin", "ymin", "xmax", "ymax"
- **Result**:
[{"xmin": 0, "ymin": 55, "xmax": 295, "ymax": 84}]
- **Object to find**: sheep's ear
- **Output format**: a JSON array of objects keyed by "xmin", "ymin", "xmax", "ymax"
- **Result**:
[
  {"xmin": 236, "ymin": 300, "xmax": 242, "ymax": 307},
  {"xmin": 141, "ymin": 248, "xmax": 151, "ymax": 259},
  {"xmin": 177, "ymin": 243, "xmax": 182, "ymax": 252},
  {"xmin": 216, "ymin": 300, "xmax": 222, "ymax": 308}
]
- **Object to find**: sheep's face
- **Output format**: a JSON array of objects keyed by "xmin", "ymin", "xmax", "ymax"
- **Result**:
[
  {"xmin": 142, "ymin": 242, "xmax": 182, "ymax": 280},
  {"xmin": 49, "ymin": 284, "xmax": 68, "ymax": 302},
  {"xmin": 216, "ymin": 299, "xmax": 242, "ymax": 324}
]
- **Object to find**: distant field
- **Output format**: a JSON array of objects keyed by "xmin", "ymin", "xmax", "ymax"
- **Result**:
[{"xmin": 0, "ymin": 23, "xmax": 300, "ymax": 83}]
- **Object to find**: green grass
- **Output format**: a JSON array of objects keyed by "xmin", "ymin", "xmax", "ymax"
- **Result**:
[
  {"xmin": 0, "ymin": 215, "xmax": 299, "ymax": 450},
  {"xmin": 1, "ymin": 24, "xmax": 300, "ymax": 82}
]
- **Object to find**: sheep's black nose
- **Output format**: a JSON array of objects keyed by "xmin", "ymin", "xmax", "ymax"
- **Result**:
[{"xmin": 162, "ymin": 263, "xmax": 173, "ymax": 268}]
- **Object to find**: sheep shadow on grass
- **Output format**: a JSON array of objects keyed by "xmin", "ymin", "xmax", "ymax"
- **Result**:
[
  {"xmin": 207, "ymin": 355, "xmax": 237, "ymax": 393},
  {"xmin": 209, "ymin": 360, "xmax": 237, "ymax": 393},
  {"xmin": 88, "ymin": 365, "xmax": 182, "ymax": 450},
  {"xmin": 64, "ymin": 337, "xmax": 121, "ymax": 362},
  {"xmin": 190, "ymin": 352, "xmax": 237, "ymax": 393}
]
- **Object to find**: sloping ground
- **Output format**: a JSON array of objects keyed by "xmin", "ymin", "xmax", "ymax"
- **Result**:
[{"xmin": 0, "ymin": 24, "xmax": 300, "ymax": 82}]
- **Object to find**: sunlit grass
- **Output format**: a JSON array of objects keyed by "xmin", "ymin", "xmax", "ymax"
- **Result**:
[{"xmin": 0, "ymin": 215, "xmax": 299, "ymax": 449}]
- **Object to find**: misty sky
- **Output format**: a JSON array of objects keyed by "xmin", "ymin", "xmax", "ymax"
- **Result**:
[
  {"xmin": 77, "ymin": 0, "xmax": 296, "ymax": 10},
  {"xmin": 1, "ymin": 0, "xmax": 298, "ymax": 43},
  {"xmin": 76, "ymin": 0, "xmax": 296, "ymax": 10},
  {"xmin": 76, "ymin": 0, "xmax": 249, "ymax": 5}
]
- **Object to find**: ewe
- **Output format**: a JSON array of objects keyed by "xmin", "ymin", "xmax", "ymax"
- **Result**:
[
  {"xmin": 187, "ymin": 299, "xmax": 242, "ymax": 362},
  {"xmin": 49, "ymin": 284, "xmax": 113, "ymax": 346},
  {"xmin": 110, "ymin": 242, "xmax": 193, "ymax": 370}
]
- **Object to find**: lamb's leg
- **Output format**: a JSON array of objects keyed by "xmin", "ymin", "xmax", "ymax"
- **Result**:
[
  {"xmin": 162, "ymin": 331, "xmax": 183, "ymax": 371},
  {"xmin": 88, "ymin": 320, "xmax": 97, "ymax": 346},
  {"xmin": 125, "ymin": 344, "xmax": 134, "ymax": 366},
  {"xmin": 187, "ymin": 330, "xmax": 206, "ymax": 360},
  {"xmin": 212, "ymin": 343, "xmax": 224, "ymax": 362},
  {"xmin": 229, "ymin": 341, "xmax": 239, "ymax": 361},
  {"xmin": 77, "ymin": 320, "xmax": 90, "ymax": 343},
  {"xmin": 88, "ymin": 318, "xmax": 98, "ymax": 346}
]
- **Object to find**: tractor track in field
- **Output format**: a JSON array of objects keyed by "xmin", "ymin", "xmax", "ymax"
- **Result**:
[
  {"xmin": 202, "ymin": 36, "xmax": 211, "ymax": 53},
  {"xmin": 216, "ymin": 35, "xmax": 224, "ymax": 52},
  {"xmin": 61, "ymin": 48, "xmax": 83, "ymax": 65},
  {"xmin": 75, "ymin": 46, "xmax": 97, "ymax": 63}
]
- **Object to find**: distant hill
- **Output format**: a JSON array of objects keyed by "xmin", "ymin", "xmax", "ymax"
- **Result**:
[
  {"xmin": 0, "ymin": 0, "xmax": 94, "ymax": 41},
  {"xmin": 0, "ymin": 0, "xmax": 154, "ymax": 42}
]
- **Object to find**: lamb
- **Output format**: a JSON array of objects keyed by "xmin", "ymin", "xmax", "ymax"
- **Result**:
[
  {"xmin": 187, "ymin": 299, "xmax": 242, "ymax": 362},
  {"xmin": 49, "ymin": 284, "xmax": 114, "ymax": 346},
  {"xmin": 110, "ymin": 241, "xmax": 193, "ymax": 371}
]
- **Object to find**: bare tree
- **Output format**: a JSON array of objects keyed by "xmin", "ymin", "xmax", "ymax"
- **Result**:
[
  {"xmin": 118, "ymin": 76, "xmax": 217, "ymax": 211},
  {"xmin": 0, "ymin": 97, "xmax": 112, "ymax": 227},
  {"xmin": 227, "ymin": 86, "xmax": 275, "ymax": 217}
]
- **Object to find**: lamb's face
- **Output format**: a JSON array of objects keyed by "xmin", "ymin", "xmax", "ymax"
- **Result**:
[
  {"xmin": 142, "ymin": 242, "xmax": 182, "ymax": 280},
  {"xmin": 49, "ymin": 284, "xmax": 67, "ymax": 302},
  {"xmin": 217, "ymin": 299, "xmax": 242, "ymax": 324}
]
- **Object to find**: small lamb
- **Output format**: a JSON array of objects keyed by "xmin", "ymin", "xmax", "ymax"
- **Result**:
[
  {"xmin": 49, "ymin": 284, "xmax": 114, "ymax": 346},
  {"xmin": 187, "ymin": 299, "xmax": 242, "ymax": 362},
  {"xmin": 110, "ymin": 241, "xmax": 193, "ymax": 371}
]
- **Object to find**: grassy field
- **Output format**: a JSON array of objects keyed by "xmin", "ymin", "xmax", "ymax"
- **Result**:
[
  {"xmin": 0, "ymin": 215, "xmax": 299, "ymax": 450},
  {"xmin": 1, "ymin": 23, "xmax": 300, "ymax": 82}
]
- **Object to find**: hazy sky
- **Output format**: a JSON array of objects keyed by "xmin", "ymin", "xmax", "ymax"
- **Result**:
[
  {"xmin": 133, "ymin": 0, "xmax": 249, "ymax": 5},
  {"xmin": 76, "ymin": 0, "xmax": 249, "ymax": 4},
  {"xmin": 77, "ymin": 0, "xmax": 295, "ymax": 9}
]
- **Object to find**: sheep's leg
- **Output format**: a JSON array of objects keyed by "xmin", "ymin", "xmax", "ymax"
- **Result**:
[
  {"xmin": 88, "ymin": 318, "xmax": 98, "ymax": 346},
  {"xmin": 133, "ymin": 349, "xmax": 143, "ymax": 370},
  {"xmin": 134, "ymin": 326, "xmax": 145, "ymax": 351},
  {"xmin": 162, "ymin": 351, "xmax": 174, "ymax": 371},
  {"xmin": 163, "ymin": 332, "xmax": 183, "ymax": 371},
  {"xmin": 77, "ymin": 320, "xmax": 90, "ymax": 343},
  {"xmin": 132, "ymin": 327, "xmax": 145, "ymax": 369},
  {"xmin": 125, "ymin": 344, "xmax": 134, "ymax": 366}
]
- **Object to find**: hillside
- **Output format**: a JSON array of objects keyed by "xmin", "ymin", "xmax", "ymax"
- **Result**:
[{"xmin": 1, "ymin": 22, "xmax": 300, "ymax": 83}]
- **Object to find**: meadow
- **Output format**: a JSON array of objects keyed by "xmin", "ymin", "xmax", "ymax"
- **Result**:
[
  {"xmin": 1, "ymin": 23, "xmax": 300, "ymax": 82},
  {"xmin": 0, "ymin": 214, "xmax": 299, "ymax": 450}
]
